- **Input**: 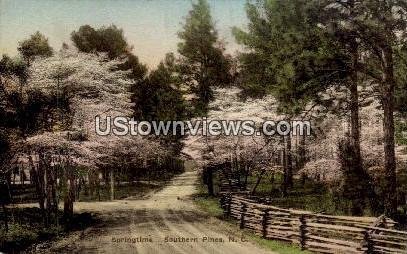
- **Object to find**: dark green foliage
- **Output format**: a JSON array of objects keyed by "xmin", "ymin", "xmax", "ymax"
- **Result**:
[
  {"xmin": 395, "ymin": 45, "xmax": 407, "ymax": 115},
  {"xmin": 17, "ymin": 32, "xmax": 53, "ymax": 63},
  {"xmin": 132, "ymin": 54, "xmax": 185, "ymax": 121},
  {"xmin": 0, "ymin": 55, "xmax": 28, "ymax": 87},
  {"xmin": 178, "ymin": 0, "xmax": 232, "ymax": 114},
  {"xmin": 71, "ymin": 25, "xmax": 127, "ymax": 59},
  {"xmin": 131, "ymin": 53, "xmax": 186, "ymax": 153},
  {"xmin": 117, "ymin": 52, "xmax": 148, "ymax": 81},
  {"xmin": 70, "ymin": 25, "xmax": 99, "ymax": 53},
  {"xmin": 2, "ymin": 89, "xmax": 70, "ymax": 136},
  {"xmin": 71, "ymin": 25, "xmax": 147, "ymax": 81},
  {"xmin": 0, "ymin": 55, "xmax": 71, "ymax": 136},
  {"xmin": 395, "ymin": 120, "xmax": 407, "ymax": 145},
  {"xmin": 233, "ymin": 0, "xmax": 349, "ymax": 115}
]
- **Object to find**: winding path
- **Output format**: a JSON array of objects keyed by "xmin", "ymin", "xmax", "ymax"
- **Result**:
[{"xmin": 29, "ymin": 169, "xmax": 275, "ymax": 254}]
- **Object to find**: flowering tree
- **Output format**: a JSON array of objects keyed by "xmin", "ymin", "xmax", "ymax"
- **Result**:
[
  {"xmin": 24, "ymin": 48, "xmax": 167, "ymax": 220},
  {"xmin": 184, "ymin": 87, "xmax": 285, "ymax": 193}
]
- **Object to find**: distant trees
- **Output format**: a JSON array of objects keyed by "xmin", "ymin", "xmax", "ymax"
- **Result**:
[
  {"xmin": 17, "ymin": 31, "xmax": 53, "ymax": 64},
  {"xmin": 132, "ymin": 53, "xmax": 185, "ymax": 120},
  {"xmin": 131, "ymin": 53, "xmax": 186, "ymax": 153},
  {"xmin": 178, "ymin": 0, "xmax": 232, "ymax": 114}
]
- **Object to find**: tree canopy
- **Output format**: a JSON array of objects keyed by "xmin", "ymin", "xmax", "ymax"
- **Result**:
[
  {"xmin": 17, "ymin": 31, "xmax": 53, "ymax": 64},
  {"xmin": 71, "ymin": 25, "xmax": 127, "ymax": 59}
]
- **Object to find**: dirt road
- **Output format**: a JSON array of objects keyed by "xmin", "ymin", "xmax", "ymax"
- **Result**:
[{"xmin": 29, "ymin": 169, "xmax": 274, "ymax": 254}]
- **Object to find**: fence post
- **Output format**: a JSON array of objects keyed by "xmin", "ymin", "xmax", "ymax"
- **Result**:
[
  {"xmin": 262, "ymin": 208, "xmax": 270, "ymax": 238},
  {"xmin": 222, "ymin": 194, "xmax": 232, "ymax": 218},
  {"xmin": 364, "ymin": 230, "xmax": 373, "ymax": 254},
  {"xmin": 227, "ymin": 194, "xmax": 232, "ymax": 217},
  {"xmin": 299, "ymin": 215, "xmax": 307, "ymax": 250},
  {"xmin": 220, "ymin": 195, "xmax": 225, "ymax": 215},
  {"xmin": 240, "ymin": 202, "xmax": 247, "ymax": 229}
]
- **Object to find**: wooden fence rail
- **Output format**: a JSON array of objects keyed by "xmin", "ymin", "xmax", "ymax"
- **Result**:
[{"xmin": 220, "ymin": 194, "xmax": 407, "ymax": 254}]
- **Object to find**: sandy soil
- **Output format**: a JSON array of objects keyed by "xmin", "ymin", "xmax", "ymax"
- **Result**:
[{"xmin": 27, "ymin": 169, "xmax": 274, "ymax": 254}]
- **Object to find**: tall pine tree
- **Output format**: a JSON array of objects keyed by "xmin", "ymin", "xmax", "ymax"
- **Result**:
[
  {"xmin": 178, "ymin": 0, "xmax": 231, "ymax": 115},
  {"xmin": 234, "ymin": 0, "xmax": 349, "ymax": 196}
]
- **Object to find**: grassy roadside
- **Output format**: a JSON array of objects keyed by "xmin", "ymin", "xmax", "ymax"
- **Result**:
[
  {"xmin": 192, "ymin": 184, "xmax": 311, "ymax": 254},
  {"xmin": 0, "ymin": 208, "xmax": 95, "ymax": 253}
]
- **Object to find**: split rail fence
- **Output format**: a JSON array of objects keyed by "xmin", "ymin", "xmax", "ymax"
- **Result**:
[{"xmin": 220, "ymin": 194, "xmax": 407, "ymax": 253}]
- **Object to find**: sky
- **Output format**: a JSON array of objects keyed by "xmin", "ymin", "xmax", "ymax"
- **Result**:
[{"xmin": 0, "ymin": 0, "xmax": 248, "ymax": 68}]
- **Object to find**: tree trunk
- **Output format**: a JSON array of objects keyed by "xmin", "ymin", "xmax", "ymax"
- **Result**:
[
  {"xmin": 12, "ymin": 170, "xmax": 16, "ymax": 185},
  {"xmin": 286, "ymin": 133, "xmax": 293, "ymax": 188},
  {"xmin": 207, "ymin": 167, "xmax": 215, "ymax": 196},
  {"xmin": 63, "ymin": 179, "xmax": 74, "ymax": 220},
  {"xmin": 282, "ymin": 134, "xmax": 293, "ymax": 195},
  {"xmin": 51, "ymin": 168, "xmax": 58, "ymax": 225},
  {"xmin": 349, "ymin": 39, "xmax": 361, "ymax": 158},
  {"xmin": 281, "ymin": 136, "xmax": 288, "ymax": 196},
  {"xmin": 44, "ymin": 166, "xmax": 51, "ymax": 227},
  {"xmin": 1, "ymin": 202, "xmax": 8, "ymax": 232},
  {"xmin": 63, "ymin": 166, "xmax": 75, "ymax": 220},
  {"xmin": 270, "ymin": 172, "xmax": 275, "ymax": 185},
  {"xmin": 29, "ymin": 156, "xmax": 46, "ymax": 226},
  {"xmin": 204, "ymin": 167, "xmax": 214, "ymax": 196},
  {"xmin": 298, "ymin": 134, "xmax": 306, "ymax": 170},
  {"xmin": 381, "ymin": 46, "xmax": 398, "ymax": 216},
  {"xmin": 348, "ymin": 38, "xmax": 367, "ymax": 215},
  {"xmin": 110, "ymin": 169, "xmax": 115, "ymax": 201},
  {"xmin": 252, "ymin": 168, "xmax": 266, "ymax": 195},
  {"xmin": 21, "ymin": 169, "xmax": 25, "ymax": 185},
  {"xmin": 0, "ymin": 180, "xmax": 9, "ymax": 232},
  {"xmin": 244, "ymin": 163, "xmax": 249, "ymax": 187}
]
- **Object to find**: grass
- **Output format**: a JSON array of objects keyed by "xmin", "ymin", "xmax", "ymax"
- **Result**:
[
  {"xmin": 212, "ymin": 173, "xmax": 358, "ymax": 216},
  {"xmin": 0, "ymin": 207, "xmax": 95, "ymax": 253},
  {"xmin": 194, "ymin": 196, "xmax": 224, "ymax": 218},
  {"xmin": 242, "ymin": 171, "xmax": 407, "ymax": 219},
  {"xmin": 192, "ymin": 180, "xmax": 310, "ymax": 254},
  {"xmin": 249, "ymin": 236, "xmax": 311, "ymax": 254}
]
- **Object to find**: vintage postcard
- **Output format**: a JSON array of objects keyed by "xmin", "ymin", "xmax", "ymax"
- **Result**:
[{"xmin": 1, "ymin": 0, "xmax": 407, "ymax": 253}]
